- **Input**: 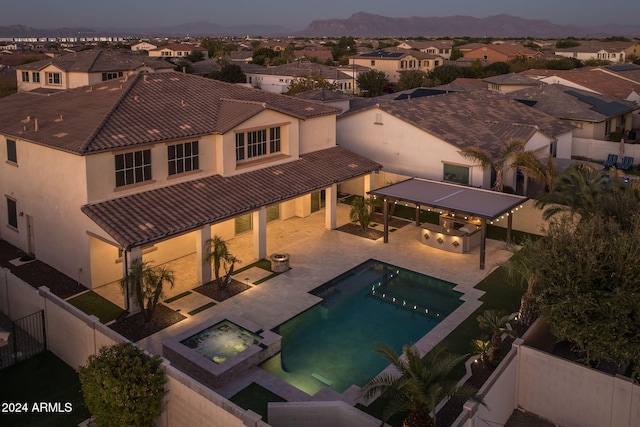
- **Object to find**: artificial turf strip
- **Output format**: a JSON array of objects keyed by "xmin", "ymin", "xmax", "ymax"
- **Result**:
[
  {"xmin": 0, "ymin": 351, "xmax": 90, "ymax": 427},
  {"xmin": 164, "ymin": 291, "xmax": 192, "ymax": 303},
  {"xmin": 188, "ymin": 302, "xmax": 216, "ymax": 316},
  {"xmin": 229, "ymin": 382, "xmax": 286, "ymax": 422},
  {"xmin": 67, "ymin": 291, "xmax": 125, "ymax": 324},
  {"xmin": 234, "ymin": 259, "xmax": 273, "ymax": 275}
]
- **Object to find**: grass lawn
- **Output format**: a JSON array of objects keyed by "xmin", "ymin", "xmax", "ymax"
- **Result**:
[
  {"xmin": 229, "ymin": 382, "xmax": 286, "ymax": 422},
  {"xmin": 0, "ymin": 351, "xmax": 90, "ymax": 427},
  {"xmin": 67, "ymin": 291, "xmax": 125, "ymax": 324}
]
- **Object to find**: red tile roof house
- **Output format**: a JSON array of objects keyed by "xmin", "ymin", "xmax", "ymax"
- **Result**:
[
  {"xmin": 463, "ymin": 44, "xmax": 543, "ymax": 64},
  {"xmin": 13, "ymin": 49, "xmax": 174, "ymax": 92},
  {"xmin": 0, "ymin": 72, "xmax": 380, "ymax": 308},
  {"xmin": 148, "ymin": 43, "xmax": 209, "ymax": 59}
]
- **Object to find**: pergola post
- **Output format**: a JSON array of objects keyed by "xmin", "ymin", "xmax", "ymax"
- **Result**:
[
  {"xmin": 415, "ymin": 204, "xmax": 420, "ymax": 226},
  {"xmin": 479, "ymin": 218, "xmax": 487, "ymax": 270},
  {"xmin": 383, "ymin": 199, "xmax": 389, "ymax": 243},
  {"xmin": 507, "ymin": 213, "xmax": 513, "ymax": 245}
]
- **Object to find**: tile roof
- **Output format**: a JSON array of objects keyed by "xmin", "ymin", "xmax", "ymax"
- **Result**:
[
  {"xmin": 508, "ymin": 84, "xmax": 638, "ymax": 122},
  {"xmin": 81, "ymin": 146, "xmax": 382, "ymax": 249},
  {"xmin": 0, "ymin": 72, "xmax": 340, "ymax": 155},
  {"xmin": 340, "ymin": 90, "xmax": 575, "ymax": 156},
  {"xmin": 483, "ymin": 73, "xmax": 540, "ymax": 86},
  {"xmin": 355, "ymin": 48, "xmax": 441, "ymax": 60},
  {"xmin": 15, "ymin": 49, "xmax": 173, "ymax": 72},
  {"xmin": 519, "ymin": 67, "xmax": 640, "ymax": 100}
]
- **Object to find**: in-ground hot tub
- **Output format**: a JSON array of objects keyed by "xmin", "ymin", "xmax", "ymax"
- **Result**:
[{"xmin": 163, "ymin": 315, "xmax": 280, "ymax": 388}]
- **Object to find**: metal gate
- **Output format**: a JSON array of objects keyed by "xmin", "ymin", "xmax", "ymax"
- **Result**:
[{"xmin": 0, "ymin": 310, "xmax": 46, "ymax": 369}]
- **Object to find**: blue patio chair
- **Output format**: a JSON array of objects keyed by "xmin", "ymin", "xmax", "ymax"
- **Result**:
[
  {"xmin": 618, "ymin": 156, "xmax": 634, "ymax": 171},
  {"xmin": 603, "ymin": 154, "xmax": 618, "ymax": 167}
]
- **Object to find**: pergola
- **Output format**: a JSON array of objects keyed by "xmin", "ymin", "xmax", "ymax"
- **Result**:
[{"xmin": 368, "ymin": 178, "xmax": 528, "ymax": 269}]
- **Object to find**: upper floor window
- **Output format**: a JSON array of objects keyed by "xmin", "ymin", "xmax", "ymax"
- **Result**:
[
  {"xmin": 46, "ymin": 72, "xmax": 61, "ymax": 85},
  {"xmin": 168, "ymin": 141, "xmax": 199, "ymax": 175},
  {"xmin": 32, "ymin": 72, "xmax": 40, "ymax": 83},
  {"xmin": 102, "ymin": 71, "xmax": 123, "ymax": 81},
  {"xmin": 235, "ymin": 126, "xmax": 282, "ymax": 161},
  {"xmin": 21, "ymin": 71, "xmax": 29, "ymax": 82},
  {"xmin": 370, "ymin": 60, "xmax": 375, "ymax": 66},
  {"xmin": 115, "ymin": 149, "xmax": 151, "ymax": 187},
  {"xmin": 6, "ymin": 197, "xmax": 17, "ymax": 229},
  {"xmin": 6, "ymin": 139, "xmax": 17, "ymax": 163}
]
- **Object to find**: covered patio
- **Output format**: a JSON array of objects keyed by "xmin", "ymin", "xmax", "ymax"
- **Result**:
[{"xmin": 369, "ymin": 178, "xmax": 528, "ymax": 269}]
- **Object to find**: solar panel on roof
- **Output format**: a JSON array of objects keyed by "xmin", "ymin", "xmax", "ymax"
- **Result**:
[
  {"xmin": 605, "ymin": 64, "xmax": 640, "ymax": 72},
  {"xmin": 394, "ymin": 89, "xmax": 447, "ymax": 100},
  {"xmin": 566, "ymin": 90, "xmax": 634, "ymax": 117},
  {"xmin": 360, "ymin": 51, "xmax": 405, "ymax": 58}
]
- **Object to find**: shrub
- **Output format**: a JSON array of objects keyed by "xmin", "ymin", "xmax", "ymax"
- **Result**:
[{"xmin": 78, "ymin": 343, "xmax": 166, "ymax": 427}]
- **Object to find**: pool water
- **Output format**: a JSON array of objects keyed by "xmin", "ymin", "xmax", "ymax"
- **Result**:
[
  {"xmin": 260, "ymin": 259, "xmax": 463, "ymax": 395},
  {"xmin": 181, "ymin": 320, "xmax": 262, "ymax": 364}
]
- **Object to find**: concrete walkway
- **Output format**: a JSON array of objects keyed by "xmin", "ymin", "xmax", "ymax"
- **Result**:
[{"xmin": 134, "ymin": 204, "xmax": 513, "ymax": 403}]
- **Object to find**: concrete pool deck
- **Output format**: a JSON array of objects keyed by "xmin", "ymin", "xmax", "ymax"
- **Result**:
[{"xmin": 136, "ymin": 203, "xmax": 514, "ymax": 402}]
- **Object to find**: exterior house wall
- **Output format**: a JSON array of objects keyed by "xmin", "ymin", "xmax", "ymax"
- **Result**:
[
  {"xmin": 299, "ymin": 114, "xmax": 336, "ymax": 154},
  {"xmin": 0, "ymin": 136, "xmax": 94, "ymax": 286},
  {"xmin": 66, "ymin": 71, "xmax": 91, "ymax": 88},
  {"xmin": 16, "ymin": 64, "xmax": 69, "ymax": 91},
  {"xmin": 337, "ymin": 109, "xmax": 488, "ymax": 188},
  {"xmin": 350, "ymin": 54, "xmax": 442, "ymax": 83},
  {"xmin": 555, "ymin": 50, "xmax": 626, "ymax": 62}
]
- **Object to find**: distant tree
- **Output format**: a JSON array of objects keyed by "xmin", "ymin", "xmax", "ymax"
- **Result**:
[
  {"xmin": 427, "ymin": 64, "xmax": 469, "ymax": 85},
  {"xmin": 251, "ymin": 47, "xmax": 278, "ymax": 65},
  {"xmin": 356, "ymin": 70, "xmax": 389, "ymax": 97},
  {"xmin": 174, "ymin": 60, "xmax": 193, "ymax": 74},
  {"xmin": 396, "ymin": 70, "xmax": 430, "ymax": 91},
  {"xmin": 201, "ymin": 38, "xmax": 230, "ymax": 60},
  {"xmin": 209, "ymin": 63, "xmax": 246, "ymax": 83},
  {"xmin": 184, "ymin": 50, "xmax": 204, "ymax": 62},
  {"xmin": 582, "ymin": 58, "xmax": 611, "ymax": 67},
  {"xmin": 450, "ymin": 47, "xmax": 464, "ymax": 61},
  {"xmin": 286, "ymin": 73, "xmax": 338, "ymax": 95},
  {"xmin": 546, "ymin": 57, "xmax": 581, "ymax": 70},
  {"xmin": 0, "ymin": 75, "xmax": 17, "ymax": 98},
  {"xmin": 250, "ymin": 40, "xmax": 261, "ymax": 49},
  {"xmin": 468, "ymin": 59, "xmax": 484, "ymax": 77},
  {"xmin": 482, "ymin": 61, "xmax": 510, "ymax": 77},
  {"xmin": 79, "ymin": 342, "xmax": 166, "ymax": 427},
  {"xmin": 555, "ymin": 38, "xmax": 581, "ymax": 48},
  {"xmin": 330, "ymin": 36, "xmax": 356, "ymax": 62}
]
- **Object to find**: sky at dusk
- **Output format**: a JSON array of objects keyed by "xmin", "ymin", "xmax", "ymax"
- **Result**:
[{"xmin": 2, "ymin": 0, "xmax": 639, "ymax": 30}]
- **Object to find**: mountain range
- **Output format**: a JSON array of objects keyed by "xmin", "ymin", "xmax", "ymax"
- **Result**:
[{"xmin": 2, "ymin": 13, "xmax": 639, "ymax": 39}]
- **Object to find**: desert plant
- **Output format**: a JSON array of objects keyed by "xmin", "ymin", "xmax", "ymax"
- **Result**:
[
  {"xmin": 78, "ymin": 342, "xmax": 166, "ymax": 427},
  {"xmin": 460, "ymin": 139, "xmax": 524, "ymax": 192},
  {"xmin": 477, "ymin": 309, "xmax": 513, "ymax": 362},
  {"xmin": 205, "ymin": 235, "xmax": 240, "ymax": 287},
  {"xmin": 360, "ymin": 343, "xmax": 483, "ymax": 427},
  {"xmin": 120, "ymin": 258, "xmax": 175, "ymax": 323},
  {"xmin": 349, "ymin": 196, "xmax": 372, "ymax": 232}
]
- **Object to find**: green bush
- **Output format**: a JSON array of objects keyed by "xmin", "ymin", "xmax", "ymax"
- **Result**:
[{"xmin": 78, "ymin": 343, "xmax": 166, "ymax": 427}]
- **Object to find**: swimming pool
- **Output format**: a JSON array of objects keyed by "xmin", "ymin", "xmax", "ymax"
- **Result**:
[{"xmin": 260, "ymin": 259, "xmax": 463, "ymax": 395}]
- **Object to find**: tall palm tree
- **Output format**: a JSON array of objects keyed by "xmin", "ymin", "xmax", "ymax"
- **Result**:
[
  {"xmin": 504, "ymin": 243, "xmax": 539, "ymax": 327},
  {"xmin": 459, "ymin": 139, "xmax": 524, "ymax": 192},
  {"xmin": 476, "ymin": 310, "xmax": 513, "ymax": 363},
  {"xmin": 360, "ymin": 344, "xmax": 483, "ymax": 427},
  {"xmin": 120, "ymin": 258, "xmax": 175, "ymax": 323},
  {"xmin": 514, "ymin": 151, "xmax": 557, "ymax": 195}
]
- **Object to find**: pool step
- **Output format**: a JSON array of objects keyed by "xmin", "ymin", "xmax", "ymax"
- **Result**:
[{"xmin": 311, "ymin": 373, "xmax": 333, "ymax": 386}]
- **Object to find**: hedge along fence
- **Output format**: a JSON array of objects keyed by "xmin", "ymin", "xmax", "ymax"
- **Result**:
[{"xmin": 0, "ymin": 267, "xmax": 268, "ymax": 427}]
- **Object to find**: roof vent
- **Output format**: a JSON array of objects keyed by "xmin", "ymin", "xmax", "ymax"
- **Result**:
[{"xmin": 54, "ymin": 115, "xmax": 63, "ymax": 122}]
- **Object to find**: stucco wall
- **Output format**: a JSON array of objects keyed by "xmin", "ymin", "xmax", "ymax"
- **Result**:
[
  {"xmin": 268, "ymin": 401, "xmax": 384, "ymax": 427},
  {"xmin": 299, "ymin": 114, "xmax": 336, "ymax": 154},
  {"xmin": 572, "ymin": 137, "xmax": 638, "ymax": 166}
]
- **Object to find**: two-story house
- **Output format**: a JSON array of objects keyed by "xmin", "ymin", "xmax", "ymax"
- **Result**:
[
  {"xmin": 349, "ymin": 48, "xmax": 444, "ymax": 83},
  {"xmin": 148, "ymin": 43, "xmax": 209, "ymax": 59},
  {"xmin": 131, "ymin": 41, "xmax": 158, "ymax": 52},
  {"xmin": 554, "ymin": 41, "xmax": 634, "ymax": 63},
  {"xmin": 244, "ymin": 62, "xmax": 354, "ymax": 94},
  {"xmin": 13, "ymin": 50, "xmax": 174, "ymax": 92},
  {"xmin": 0, "ymin": 72, "xmax": 380, "ymax": 297},
  {"xmin": 396, "ymin": 40, "xmax": 454, "ymax": 59}
]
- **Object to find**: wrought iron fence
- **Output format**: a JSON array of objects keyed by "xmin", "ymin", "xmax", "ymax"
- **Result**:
[{"xmin": 0, "ymin": 310, "xmax": 46, "ymax": 369}]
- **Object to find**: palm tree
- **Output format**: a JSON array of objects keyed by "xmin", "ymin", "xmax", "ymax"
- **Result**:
[
  {"xmin": 459, "ymin": 139, "xmax": 524, "ymax": 192},
  {"xmin": 205, "ymin": 235, "xmax": 240, "ymax": 287},
  {"xmin": 476, "ymin": 310, "xmax": 513, "ymax": 363},
  {"xmin": 350, "ymin": 196, "xmax": 372, "ymax": 232},
  {"xmin": 360, "ymin": 344, "xmax": 483, "ymax": 427},
  {"xmin": 120, "ymin": 258, "xmax": 175, "ymax": 323},
  {"xmin": 513, "ymin": 151, "xmax": 557, "ymax": 195},
  {"xmin": 534, "ymin": 163, "xmax": 608, "ymax": 221},
  {"xmin": 504, "ymin": 244, "xmax": 539, "ymax": 327}
]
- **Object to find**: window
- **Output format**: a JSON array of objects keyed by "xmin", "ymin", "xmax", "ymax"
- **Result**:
[
  {"xmin": 6, "ymin": 198, "xmax": 17, "ymax": 229},
  {"xmin": 32, "ymin": 72, "xmax": 40, "ymax": 83},
  {"xmin": 168, "ymin": 141, "xmax": 199, "ymax": 175},
  {"xmin": 102, "ymin": 71, "xmax": 123, "ymax": 81},
  {"xmin": 236, "ymin": 126, "xmax": 282, "ymax": 161},
  {"xmin": 21, "ymin": 71, "xmax": 29, "ymax": 82},
  {"xmin": 46, "ymin": 72, "xmax": 61, "ymax": 85},
  {"xmin": 370, "ymin": 60, "xmax": 375, "ymax": 66},
  {"xmin": 6, "ymin": 139, "xmax": 17, "ymax": 163},
  {"xmin": 605, "ymin": 120, "xmax": 612, "ymax": 136},
  {"xmin": 247, "ymin": 129, "xmax": 267, "ymax": 158},
  {"xmin": 443, "ymin": 164, "xmax": 470, "ymax": 185},
  {"xmin": 269, "ymin": 127, "xmax": 281, "ymax": 154},
  {"xmin": 115, "ymin": 149, "xmax": 152, "ymax": 187}
]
